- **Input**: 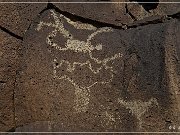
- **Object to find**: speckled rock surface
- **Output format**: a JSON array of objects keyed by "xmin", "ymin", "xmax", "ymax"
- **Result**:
[
  {"xmin": 0, "ymin": 30, "xmax": 22, "ymax": 132},
  {"xmin": 52, "ymin": 0, "xmax": 180, "ymax": 26},
  {"xmin": 0, "ymin": 1, "xmax": 180, "ymax": 133},
  {"xmin": 0, "ymin": 2, "xmax": 47, "ymax": 37},
  {"xmin": 15, "ymin": 121, "xmax": 51, "ymax": 132},
  {"xmin": 14, "ymin": 9, "xmax": 180, "ymax": 132},
  {"xmin": 52, "ymin": 1, "xmax": 133, "ymax": 26}
]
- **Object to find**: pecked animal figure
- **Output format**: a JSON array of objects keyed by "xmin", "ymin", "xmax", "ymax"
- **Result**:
[{"xmin": 36, "ymin": 10, "xmax": 124, "ymax": 112}]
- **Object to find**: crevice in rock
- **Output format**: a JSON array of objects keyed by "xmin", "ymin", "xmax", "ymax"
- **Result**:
[
  {"xmin": 7, "ymin": 127, "xmax": 16, "ymax": 132},
  {"xmin": 25, "ymin": 3, "xmax": 49, "ymax": 33},
  {"xmin": 0, "ymin": 3, "xmax": 179, "ymax": 42},
  {"xmin": 129, "ymin": 0, "xmax": 159, "ymax": 12},
  {"xmin": 128, "ymin": 16, "xmax": 166, "ymax": 28},
  {"xmin": 38, "ymin": 3, "xmax": 125, "ymax": 29},
  {"xmin": 0, "ymin": 80, "xmax": 6, "ymax": 84},
  {"xmin": 0, "ymin": 26, "xmax": 23, "ymax": 41},
  {"xmin": 37, "ymin": 3, "xmax": 180, "ymax": 31},
  {"xmin": 168, "ymin": 12, "xmax": 180, "ymax": 20},
  {"xmin": 125, "ymin": 3, "xmax": 137, "ymax": 21},
  {"xmin": 12, "ymin": 70, "xmax": 18, "ymax": 132},
  {"xmin": 0, "ymin": 25, "xmax": 23, "ymax": 132},
  {"xmin": 165, "ymin": 119, "xmax": 172, "ymax": 123}
]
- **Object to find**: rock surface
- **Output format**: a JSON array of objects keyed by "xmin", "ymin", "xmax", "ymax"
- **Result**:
[
  {"xmin": 53, "ymin": 0, "xmax": 180, "ymax": 26},
  {"xmin": 0, "ymin": 2, "xmax": 47, "ymax": 37},
  {"xmin": 15, "ymin": 9, "xmax": 180, "ymax": 132},
  {"xmin": 0, "ymin": 30, "xmax": 22, "ymax": 132},
  {"xmin": 0, "ymin": 1, "xmax": 180, "ymax": 133}
]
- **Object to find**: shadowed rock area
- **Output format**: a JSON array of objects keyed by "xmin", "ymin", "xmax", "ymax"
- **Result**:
[{"xmin": 0, "ymin": 0, "xmax": 180, "ymax": 133}]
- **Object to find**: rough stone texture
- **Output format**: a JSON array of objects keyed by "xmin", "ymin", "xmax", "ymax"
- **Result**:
[
  {"xmin": 0, "ymin": 30, "xmax": 22, "ymax": 132},
  {"xmin": 52, "ymin": 1, "xmax": 133, "ymax": 26},
  {"xmin": 0, "ymin": 1, "xmax": 180, "ymax": 133},
  {"xmin": 0, "ymin": 1, "xmax": 47, "ymax": 37},
  {"xmin": 14, "ymin": 9, "xmax": 180, "ymax": 132},
  {"xmin": 15, "ymin": 121, "xmax": 51, "ymax": 132},
  {"xmin": 52, "ymin": 0, "xmax": 180, "ymax": 26},
  {"xmin": 127, "ymin": 0, "xmax": 180, "ymax": 20},
  {"xmin": 164, "ymin": 19, "xmax": 180, "ymax": 124}
]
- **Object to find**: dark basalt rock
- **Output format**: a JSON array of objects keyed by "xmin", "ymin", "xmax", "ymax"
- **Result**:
[
  {"xmin": 129, "ymin": 0, "xmax": 159, "ymax": 12},
  {"xmin": 0, "ymin": 1, "xmax": 47, "ymax": 37},
  {"xmin": 52, "ymin": 0, "xmax": 180, "ymax": 25},
  {"xmin": 14, "ymin": 9, "xmax": 180, "ymax": 132},
  {"xmin": 0, "ymin": 1, "xmax": 180, "ymax": 132},
  {"xmin": 0, "ymin": 30, "xmax": 22, "ymax": 132}
]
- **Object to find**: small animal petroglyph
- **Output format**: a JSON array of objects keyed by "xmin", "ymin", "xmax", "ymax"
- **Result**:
[
  {"xmin": 118, "ymin": 98, "xmax": 158, "ymax": 128},
  {"xmin": 36, "ymin": 10, "xmax": 123, "ymax": 113}
]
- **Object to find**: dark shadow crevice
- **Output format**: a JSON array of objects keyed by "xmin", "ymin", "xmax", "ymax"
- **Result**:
[
  {"xmin": 168, "ymin": 12, "xmax": 180, "ymax": 20},
  {"xmin": 125, "ymin": 3, "xmax": 137, "ymax": 21},
  {"xmin": 7, "ymin": 127, "xmax": 16, "ymax": 132},
  {"xmin": 0, "ymin": 26, "xmax": 23, "ymax": 41},
  {"xmin": 129, "ymin": 0, "xmax": 159, "ymax": 12},
  {"xmin": 38, "ymin": 3, "xmax": 125, "ymax": 29},
  {"xmin": 37, "ymin": 3, "xmax": 180, "ymax": 31},
  {"xmin": 0, "ymin": 2, "xmax": 179, "ymax": 41}
]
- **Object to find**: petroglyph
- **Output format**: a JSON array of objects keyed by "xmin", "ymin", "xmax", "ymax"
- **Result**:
[
  {"xmin": 104, "ymin": 111, "xmax": 116, "ymax": 127},
  {"xmin": 118, "ymin": 98, "xmax": 158, "ymax": 129},
  {"xmin": 36, "ymin": 9, "xmax": 124, "ymax": 113},
  {"xmin": 94, "ymin": 105, "xmax": 121, "ymax": 128},
  {"xmin": 36, "ymin": 10, "xmax": 160, "ymax": 127}
]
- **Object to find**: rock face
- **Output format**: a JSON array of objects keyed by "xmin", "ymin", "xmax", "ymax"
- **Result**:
[
  {"xmin": 15, "ymin": 9, "xmax": 180, "ymax": 132},
  {"xmin": 0, "ymin": 30, "xmax": 22, "ymax": 132},
  {"xmin": 0, "ymin": 2, "xmax": 47, "ymax": 37},
  {"xmin": 53, "ymin": 0, "xmax": 180, "ymax": 26},
  {"xmin": 0, "ymin": 1, "xmax": 180, "ymax": 133}
]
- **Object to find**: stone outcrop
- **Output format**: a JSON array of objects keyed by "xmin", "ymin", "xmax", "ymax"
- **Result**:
[{"xmin": 0, "ymin": 0, "xmax": 179, "ymax": 132}]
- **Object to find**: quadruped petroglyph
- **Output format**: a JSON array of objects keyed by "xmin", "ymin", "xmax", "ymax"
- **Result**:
[
  {"xmin": 36, "ymin": 10, "xmax": 159, "ymax": 128},
  {"xmin": 36, "ymin": 10, "xmax": 123, "ymax": 113},
  {"xmin": 118, "ymin": 98, "xmax": 158, "ymax": 128}
]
